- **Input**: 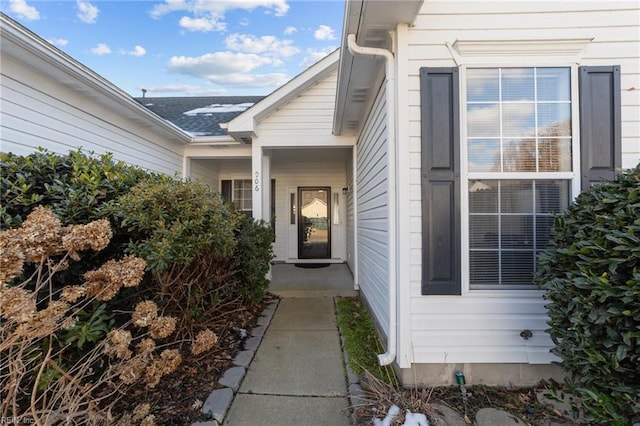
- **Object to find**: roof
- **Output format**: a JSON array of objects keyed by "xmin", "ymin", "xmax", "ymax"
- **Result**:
[{"xmin": 134, "ymin": 96, "xmax": 265, "ymax": 138}]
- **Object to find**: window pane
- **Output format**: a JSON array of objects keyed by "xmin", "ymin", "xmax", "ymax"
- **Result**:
[
  {"xmin": 501, "ymin": 180, "xmax": 533, "ymax": 213},
  {"xmin": 469, "ymin": 216, "xmax": 498, "ymax": 248},
  {"xmin": 537, "ymin": 103, "xmax": 571, "ymax": 137},
  {"xmin": 467, "ymin": 68, "xmax": 499, "ymax": 102},
  {"xmin": 536, "ymin": 216, "xmax": 555, "ymax": 249},
  {"xmin": 503, "ymin": 139, "xmax": 536, "ymax": 172},
  {"xmin": 502, "ymin": 103, "xmax": 535, "ymax": 137},
  {"xmin": 501, "ymin": 216, "xmax": 533, "ymax": 248},
  {"xmin": 537, "ymin": 68, "xmax": 570, "ymax": 101},
  {"xmin": 538, "ymin": 139, "xmax": 572, "ymax": 172},
  {"xmin": 502, "ymin": 68, "xmax": 534, "ymax": 101},
  {"xmin": 468, "ymin": 139, "xmax": 500, "ymax": 172},
  {"xmin": 233, "ymin": 179, "xmax": 252, "ymax": 211},
  {"xmin": 469, "ymin": 180, "xmax": 497, "ymax": 212},
  {"xmin": 467, "ymin": 104, "xmax": 500, "ymax": 137},
  {"xmin": 470, "ymin": 251, "xmax": 499, "ymax": 286},
  {"xmin": 501, "ymin": 251, "xmax": 535, "ymax": 285},
  {"xmin": 535, "ymin": 180, "xmax": 570, "ymax": 213}
]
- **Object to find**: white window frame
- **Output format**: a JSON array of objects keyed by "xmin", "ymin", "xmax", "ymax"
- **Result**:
[
  {"xmin": 459, "ymin": 63, "xmax": 582, "ymax": 294},
  {"xmin": 221, "ymin": 177, "xmax": 253, "ymax": 214}
]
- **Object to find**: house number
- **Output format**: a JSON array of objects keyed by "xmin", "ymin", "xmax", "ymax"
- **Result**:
[{"xmin": 254, "ymin": 171, "xmax": 260, "ymax": 191}]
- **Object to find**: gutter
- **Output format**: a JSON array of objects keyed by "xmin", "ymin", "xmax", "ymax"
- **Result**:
[{"xmin": 346, "ymin": 34, "xmax": 398, "ymax": 366}]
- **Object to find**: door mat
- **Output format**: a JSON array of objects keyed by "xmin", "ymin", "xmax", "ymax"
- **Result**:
[{"xmin": 294, "ymin": 263, "xmax": 330, "ymax": 268}]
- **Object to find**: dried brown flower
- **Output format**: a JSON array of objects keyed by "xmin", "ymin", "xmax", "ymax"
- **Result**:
[
  {"xmin": 84, "ymin": 256, "xmax": 146, "ymax": 301},
  {"xmin": 0, "ymin": 231, "xmax": 25, "ymax": 284},
  {"xmin": 118, "ymin": 357, "xmax": 147, "ymax": 385},
  {"xmin": 105, "ymin": 329, "xmax": 133, "ymax": 360},
  {"xmin": 159, "ymin": 349, "xmax": 182, "ymax": 374},
  {"xmin": 62, "ymin": 218, "xmax": 112, "ymax": 255},
  {"xmin": 132, "ymin": 403, "xmax": 151, "ymax": 422},
  {"xmin": 60, "ymin": 285, "xmax": 86, "ymax": 303},
  {"xmin": 18, "ymin": 206, "xmax": 66, "ymax": 262},
  {"xmin": 149, "ymin": 316, "xmax": 176, "ymax": 339},
  {"xmin": 14, "ymin": 300, "xmax": 70, "ymax": 339},
  {"xmin": 61, "ymin": 316, "xmax": 77, "ymax": 330},
  {"xmin": 0, "ymin": 287, "xmax": 36, "ymax": 323},
  {"xmin": 132, "ymin": 301, "xmax": 158, "ymax": 327},
  {"xmin": 191, "ymin": 329, "xmax": 218, "ymax": 355},
  {"xmin": 135, "ymin": 338, "xmax": 156, "ymax": 355},
  {"xmin": 140, "ymin": 414, "xmax": 156, "ymax": 426}
]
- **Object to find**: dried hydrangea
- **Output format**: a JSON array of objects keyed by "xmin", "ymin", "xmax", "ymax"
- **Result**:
[
  {"xmin": 84, "ymin": 256, "xmax": 146, "ymax": 301},
  {"xmin": 105, "ymin": 329, "xmax": 133, "ymax": 360},
  {"xmin": 17, "ymin": 206, "xmax": 66, "ymax": 262},
  {"xmin": 14, "ymin": 300, "xmax": 70, "ymax": 339},
  {"xmin": 62, "ymin": 218, "xmax": 112, "ymax": 255},
  {"xmin": 135, "ymin": 338, "xmax": 156, "ymax": 355},
  {"xmin": 144, "ymin": 349, "xmax": 182, "ymax": 388},
  {"xmin": 60, "ymin": 285, "xmax": 86, "ymax": 303},
  {"xmin": 132, "ymin": 403, "xmax": 151, "ymax": 422},
  {"xmin": 140, "ymin": 414, "xmax": 156, "ymax": 426},
  {"xmin": 191, "ymin": 329, "xmax": 218, "ymax": 355},
  {"xmin": 0, "ymin": 231, "xmax": 25, "ymax": 284},
  {"xmin": 149, "ymin": 316, "xmax": 176, "ymax": 339},
  {"xmin": 132, "ymin": 301, "xmax": 158, "ymax": 328},
  {"xmin": 0, "ymin": 287, "xmax": 36, "ymax": 323},
  {"xmin": 61, "ymin": 316, "xmax": 77, "ymax": 330},
  {"xmin": 118, "ymin": 357, "xmax": 147, "ymax": 385}
]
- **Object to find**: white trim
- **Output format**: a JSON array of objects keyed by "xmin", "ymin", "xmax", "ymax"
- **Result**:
[{"xmin": 351, "ymin": 144, "xmax": 360, "ymax": 290}]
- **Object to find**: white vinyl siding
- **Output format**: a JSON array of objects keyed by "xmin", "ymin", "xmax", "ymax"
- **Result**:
[
  {"xmin": 357, "ymin": 83, "xmax": 390, "ymax": 338},
  {"xmin": 258, "ymin": 71, "xmax": 338, "ymax": 141},
  {"xmin": 404, "ymin": 1, "xmax": 640, "ymax": 364},
  {"xmin": 190, "ymin": 159, "xmax": 219, "ymax": 191},
  {"xmin": 0, "ymin": 54, "xmax": 184, "ymax": 175}
]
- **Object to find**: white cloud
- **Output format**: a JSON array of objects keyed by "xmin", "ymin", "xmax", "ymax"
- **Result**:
[
  {"xmin": 179, "ymin": 15, "xmax": 225, "ymax": 32},
  {"xmin": 47, "ymin": 38, "xmax": 69, "ymax": 47},
  {"xmin": 225, "ymin": 33, "xmax": 299, "ymax": 57},
  {"xmin": 122, "ymin": 45, "xmax": 147, "ymax": 57},
  {"xmin": 76, "ymin": 0, "xmax": 99, "ymax": 24},
  {"xmin": 167, "ymin": 51, "xmax": 288, "ymax": 88},
  {"xmin": 150, "ymin": 0, "xmax": 289, "ymax": 32},
  {"xmin": 9, "ymin": 0, "xmax": 40, "ymax": 21},
  {"xmin": 314, "ymin": 25, "xmax": 335, "ymax": 41},
  {"xmin": 284, "ymin": 26, "xmax": 296, "ymax": 35},
  {"xmin": 90, "ymin": 43, "xmax": 111, "ymax": 55},
  {"xmin": 239, "ymin": 17, "xmax": 249, "ymax": 26},
  {"xmin": 299, "ymin": 47, "xmax": 336, "ymax": 68}
]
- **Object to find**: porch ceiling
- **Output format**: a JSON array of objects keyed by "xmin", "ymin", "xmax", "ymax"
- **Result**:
[{"xmin": 270, "ymin": 147, "xmax": 351, "ymax": 164}]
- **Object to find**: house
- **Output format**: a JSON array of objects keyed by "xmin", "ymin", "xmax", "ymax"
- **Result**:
[{"xmin": 2, "ymin": 0, "xmax": 639, "ymax": 386}]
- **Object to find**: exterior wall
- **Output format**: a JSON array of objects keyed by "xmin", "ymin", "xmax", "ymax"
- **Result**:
[
  {"xmin": 346, "ymin": 148, "xmax": 356, "ymax": 274},
  {"xmin": 356, "ymin": 82, "xmax": 390, "ymax": 340},
  {"xmin": 402, "ymin": 1, "xmax": 640, "ymax": 367},
  {"xmin": 257, "ymin": 70, "xmax": 338, "ymax": 141},
  {"xmin": 190, "ymin": 159, "xmax": 220, "ymax": 191},
  {"xmin": 0, "ymin": 53, "xmax": 185, "ymax": 175},
  {"xmin": 271, "ymin": 150, "xmax": 349, "ymax": 262}
]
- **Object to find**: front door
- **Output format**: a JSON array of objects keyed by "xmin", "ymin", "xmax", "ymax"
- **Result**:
[{"xmin": 298, "ymin": 187, "xmax": 331, "ymax": 259}]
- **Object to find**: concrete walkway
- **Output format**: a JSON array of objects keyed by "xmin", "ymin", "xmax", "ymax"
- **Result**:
[{"xmin": 223, "ymin": 297, "xmax": 351, "ymax": 425}]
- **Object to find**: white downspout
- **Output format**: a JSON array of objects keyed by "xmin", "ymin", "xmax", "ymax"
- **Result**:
[{"xmin": 347, "ymin": 33, "xmax": 397, "ymax": 366}]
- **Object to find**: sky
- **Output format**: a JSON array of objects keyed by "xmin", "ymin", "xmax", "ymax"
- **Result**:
[{"xmin": 1, "ymin": 0, "xmax": 345, "ymax": 97}]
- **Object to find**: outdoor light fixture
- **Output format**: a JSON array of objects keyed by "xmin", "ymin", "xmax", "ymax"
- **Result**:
[{"xmin": 342, "ymin": 187, "xmax": 349, "ymax": 194}]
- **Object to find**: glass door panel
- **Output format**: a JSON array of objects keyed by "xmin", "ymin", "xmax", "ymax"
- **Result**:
[{"xmin": 298, "ymin": 187, "xmax": 331, "ymax": 259}]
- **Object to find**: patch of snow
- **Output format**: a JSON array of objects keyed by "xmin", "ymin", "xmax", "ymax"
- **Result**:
[
  {"xmin": 183, "ymin": 103, "xmax": 254, "ymax": 115},
  {"xmin": 373, "ymin": 406, "xmax": 430, "ymax": 426},
  {"xmin": 373, "ymin": 405, "xmax": 400, "ymax": 426},
  {"xmin": 145, "ymin": 103, "xmax": 154, "ymax": 106},
  {"xmin": 185, "ymin": 131, "xmax": 212, "ymax": 137},
  {"xmin": 403, "ymin": 410, "xmax": 429, "ymax": 426}
]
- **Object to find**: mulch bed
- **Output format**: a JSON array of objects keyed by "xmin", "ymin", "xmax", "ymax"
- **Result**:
[{"xmin": 112, "ymin": 294, "xmax": 277, "ymax": 425}]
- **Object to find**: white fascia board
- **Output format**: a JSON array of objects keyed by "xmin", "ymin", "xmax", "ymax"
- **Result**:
[
  {"xmin": 0, "ymin": 14, "xmax": 191, "ymax": 145},
  {"xmin": 227, "ymin": 49, "xmax": 340, "ymax": 137},
  {"xmin": 190, "ymin": 136, "xmax": 238, "ymax": 145}
]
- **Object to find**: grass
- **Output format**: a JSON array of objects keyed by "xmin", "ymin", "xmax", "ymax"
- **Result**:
[{"xmin": 335, "ymin": 296, "xmax": 399, "ymax": 386}]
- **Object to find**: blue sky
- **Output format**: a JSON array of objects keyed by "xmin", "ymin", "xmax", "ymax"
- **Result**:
[{"xmin": 2, "ymin": 0, "xmax": 344, "ymax": 97}]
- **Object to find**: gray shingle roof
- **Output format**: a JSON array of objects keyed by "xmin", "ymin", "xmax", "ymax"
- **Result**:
[{"xmin": 134, "ymin": 96, "xmax": 265, "ymax": 137}]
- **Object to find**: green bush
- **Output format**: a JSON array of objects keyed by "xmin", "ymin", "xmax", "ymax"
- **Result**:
[
  {"xmin": 1, "ymin": 148, "xmax": 150, "ymax": 228},
  {"xmin": 232, "ymin": 214, "xmax": 274, "ymax": 304},
  {"xmin": 536, "ymin": 165, "xmax": 640, "ymax": 425}
]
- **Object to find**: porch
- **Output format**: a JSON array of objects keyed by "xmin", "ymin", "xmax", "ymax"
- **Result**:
[{"xmin": 269, "ymin": 263, "xmax": 357, "ymax": 297}]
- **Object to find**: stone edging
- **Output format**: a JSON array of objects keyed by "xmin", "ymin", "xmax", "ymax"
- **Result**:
[{"xmin": 191, "ymin": 299, "xmax": 279, "ymax": 426}]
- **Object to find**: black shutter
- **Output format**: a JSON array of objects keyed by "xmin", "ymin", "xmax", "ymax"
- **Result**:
[
  {"xmin": 420, "ymin": 67, "xmax": 461, "ymax": 295},
  {"xmin": 579, "ymin": 66, "xmax": 622, "ymax": 189},
  {"xmin": 221, "ymin": 180, "xmax": 232, "ymax": 202}
]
